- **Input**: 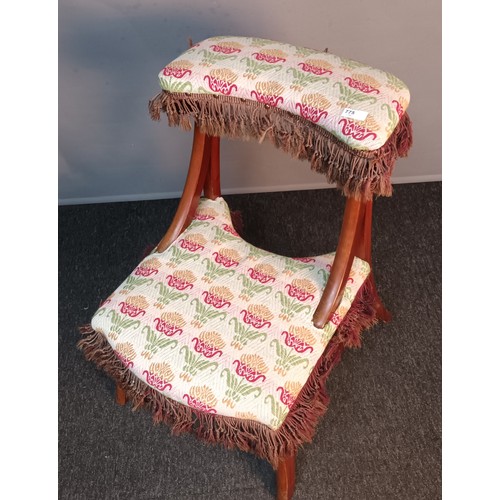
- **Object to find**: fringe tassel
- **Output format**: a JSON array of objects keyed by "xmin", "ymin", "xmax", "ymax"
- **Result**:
[
  {"xmin": 149, "ymin": 91, "xmax": 413, "ymax": 200},
  {"xmin": 77, "ymin": 279, "xmax": 378, "ymax": 469}
]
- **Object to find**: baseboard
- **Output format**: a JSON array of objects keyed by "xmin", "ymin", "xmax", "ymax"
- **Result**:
[{"xmin": 58, "ymin": 174, "xmax": 441, "ymax": 206}]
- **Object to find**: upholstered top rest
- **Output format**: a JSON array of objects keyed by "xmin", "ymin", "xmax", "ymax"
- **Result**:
[
  {"xmin": 150, "ymin": 36, "xmax": 413, "ymax": 199},
  {"xmin": 157, "ymin": 36, "xmax": 410, "ymax": 152}
]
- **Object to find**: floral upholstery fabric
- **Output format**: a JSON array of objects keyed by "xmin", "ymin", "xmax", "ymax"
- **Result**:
[
  {"xmin": 91, "ymin": 198, "xmax": 370, "ymax": 430},
  {"xmin": 158, "ymin": 36, "xmax": 410, "ymax": 152}
]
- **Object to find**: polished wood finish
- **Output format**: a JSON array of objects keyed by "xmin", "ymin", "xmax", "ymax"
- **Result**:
[
  {"xmin": 276, "ymin": 454, "xmax": 296, "ymax": 500},
  {"xmin": 115, "ymin": 384, "xmax": 127, "ymax": 406},
  {"xmin": 157, "ymin": 127, "xmax": 211, "ymax": 252},
  {"xmin": 204, "ymin": 136, "xmax": 221, "ymax": 200},
  {"xmin": 313, "ymin": 197, "xmax": 363, "ymax": 328}
]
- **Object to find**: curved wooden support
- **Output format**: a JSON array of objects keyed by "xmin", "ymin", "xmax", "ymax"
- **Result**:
[
  {"xmin": 313, "ymin": 197, "xmax": 364, "ymax": 329},
  {"xmin": 157, "ymin": 127, "xmax": 211, "ymax": 252},
  {"xmin": 276, "ymin": 454, "xmax": 296, "ymax": 500},
  {"xmin": 204, "ymin": 136, "xmax": 221, "ymax": 200}
]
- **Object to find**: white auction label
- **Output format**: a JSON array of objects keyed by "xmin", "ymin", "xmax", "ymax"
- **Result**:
[{"xmin": 340, "ymin": 108, "xmax": 368, "ymax": 121}]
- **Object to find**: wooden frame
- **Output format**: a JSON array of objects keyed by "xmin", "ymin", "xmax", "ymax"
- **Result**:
[{"xmin": 116, "ymin": 126, "xmax": 390, "ymax": 499}]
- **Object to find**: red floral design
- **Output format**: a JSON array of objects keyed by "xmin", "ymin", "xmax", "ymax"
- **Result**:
[
  {"xmin": 142, "ymin": 370, "xmax": 172, "ymax": 391},
  {"xmin": 240, "ymin": 309, "xmax": 272, "ymax": 329},
  {"xmin": 248, "ymin": 268, "xmax": 275, "ymax": 284},
  {"xmin": 118, "ymin": 302, "xmax": 146, "ymax": 317},
  {"xmin": 210, "ymin": 44, "xmax": 241, "ymax": 54},
  {"xmin": 193, "ymin": 213, "xmax": 215, "ymax": 221},
  {"xmin": 162, "ymin": 66, "xmax": 192, "ymax": 79},
  {"xmin": 276, "ymin": 386, "xmax": 296, "ymax": 409},
  {"xmin": 329, "ymin": 312, "xmax": 342, "ymax": 326},
  {"xmin": 166, "ymin": 274, "xmax": 194, "ymax": 290},
  {"xmin": 115, "ymin": 352, "xmax": 134, "ymax": 369},
  {"xmin": 202, "ymin": 290, "xmax": 232, "ymax": 309},
  {"xmin": 344, "ymin": 76, "xmax": 380, "ymax": 94},
  {"xmin": 298, "ymin": 62, "xmax": 333, "ymax": 75},
  {"xmin": 213, "ymin": 251, "xmax": 239, "ymax": 268},
  {"xmin": 294, "ymin": 257, "xmax": 315, "ymax": 263},
  {"xmin": 192, "ymin": 337, "xmax": 223, "ymax": 358},
  {"xmin": 222, "ymin": 223, "xmax": 239, "ymax": 236},
  {"xmin": 134, "ymin": 265, "xmax": 158, "ymax": 277},
  {"xmin": 252, "ymin": 52, "xmax": 286, "ymax": 63},
  {"xmin": 285, "ymin": 283, "xmax": 315, "ymax": 302},
  {"xmin": 250, "ymin": 90, "xmax": 284, "ymax": 107},
  {"xmin": 203, "ymin": 75, "xmax": 238, "ymax": 95},
  {"xmin": 281, "ymin": 330, "xmax": 314, "ymax": 353},
  {"xmin": 153, "ymin": 318, "xmax": 183, "ymax": 336},
  {"xmin": 338, "ymin": 118, "xmax": 377, "ymax": 141},
  {"xmin": 295, "ymin": 102, "xmax": 328, "ymax": 123},
  {"xmin": 392, "ymin": 99, "xmax": 404, "ymax": 118},
  {"xmin": 182, "ymin": 394, "xmax": 217, "ymax": 414},
  {"xmin": 179, "ymin": 238, "xmax": 204, "ymax": 252},
  {"xmin": 233, "ymin": 359, "xmax": 267, "ymax": 383}
]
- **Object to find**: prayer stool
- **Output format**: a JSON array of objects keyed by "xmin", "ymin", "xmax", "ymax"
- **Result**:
[{"xmin": 78, "ymin": 36, "xmax": 412, "ymax": 499}]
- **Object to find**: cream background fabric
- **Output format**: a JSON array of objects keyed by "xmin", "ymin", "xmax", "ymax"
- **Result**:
[
  {"xmin": 159, "ymin": 36, "xmax": 411, "ymax": 152},
  {"xmin": 92, "ymin": 197, "xmax": 370, "ymax": 430}
]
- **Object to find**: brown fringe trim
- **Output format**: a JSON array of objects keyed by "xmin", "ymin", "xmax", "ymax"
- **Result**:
[
  {"xmin": 149, "ymin": 91, "xmax": 413, "ymax": 200},
  {"xmin": 77, "ymin": 279, "xmax": 378, "ymax": 468}
]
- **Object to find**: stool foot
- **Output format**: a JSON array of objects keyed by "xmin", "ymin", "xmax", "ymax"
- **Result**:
[
  {"xmin": 115, "ymin": 384, "xmax": 127, "ymax": 406},
  {"xmin": 276, "ymin": 454, "xmax": 296, "ymax": 500}
]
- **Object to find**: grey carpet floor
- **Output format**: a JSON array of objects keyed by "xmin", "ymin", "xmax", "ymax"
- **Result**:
[{"xmin": 59, "ymin": 182, "xmax": 441, "ymax": 499}]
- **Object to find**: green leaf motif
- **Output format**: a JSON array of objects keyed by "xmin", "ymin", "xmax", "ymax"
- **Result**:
[
  {"xmin": 229, "ymin": 317, "xmax": 267, "ymax": 349},
  {"xmin": 154, "ymin": 282, "xmax": 189, "ymax": 307},
  {"xmin": 333, "ymin": 82, "xmax": 378, "ymax": 106}
]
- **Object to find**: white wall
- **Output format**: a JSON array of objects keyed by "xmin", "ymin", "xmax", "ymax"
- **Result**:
[{"xmin": 59, "ymin": 0, "xmax": 441, "ymax": 204}]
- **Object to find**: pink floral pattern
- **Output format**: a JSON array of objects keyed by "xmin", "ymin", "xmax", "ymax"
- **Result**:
[
  {"xmin": 158, "ymin": 36, "xmax": 410, "ymax": 151},
  {"xmin": 91, "ymin": 197, "xmax": 370, "ymax": 430}
]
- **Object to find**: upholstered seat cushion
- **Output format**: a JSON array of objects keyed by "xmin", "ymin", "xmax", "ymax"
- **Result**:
[{"xmin": 90, "ymin": 198, "xmax": 370, "ymax": 431}]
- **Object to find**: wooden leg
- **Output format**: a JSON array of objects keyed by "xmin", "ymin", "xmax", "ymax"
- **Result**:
[
  {"xmin": 276, "ymin": 454, "xmax": 296, "ymax": 500},
  {"xmin": 358, "ymin": 200, "xmax": 392, "ymax": 322},
  {"xmin": 115, "ymin": 384, "xmax": 127, "ymax": 406},
  {"xmin": 157, "ymin": 127, "xmax": 211, "ymax": 252},
  {"xmin": 204, "ymin": 136, "xmax": 221, "ymax": 199}
]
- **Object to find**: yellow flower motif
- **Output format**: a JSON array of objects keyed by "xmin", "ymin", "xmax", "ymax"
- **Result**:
[
  {"xmin": 289, "ymin": 325, "xmax": 317, "ymax": 347},
  {"xmin": 235, "ymin": 411, "xmax": 258, "ymax": 421},
  {"xmin": 160, "ymin": 312, "xmax": 186, "ymax": 328},
  {"xmin": 173, "ymin": 270, "xmax": 197, "ymax": 284},
  {"xmin": 284, "ymin": 381, "xmax": 302, "ymax": 397},
  {"xmin": 359, "ymin": 115, "xmax": 380, "ymax": 131},
  {"xmin": 190, "ymin": 385, "xmax": 218, "ymax": 407},
  {"xmin": 184, "ymin": 233, "xmax": 208, "ymax": 247},
  {"xmin": 254, "ymin": 263, "xmax": 278, "ymax": 279},
  {"xmin": 291, "ymin": 278, "xmax": 317, "ymax": 295},
  {"xmin": 218, "ymin": 248, "xmax": 241, "ymax": 263},
  {"xmin": 149, "ymin": 362, "xmax": 175, "ymax": 383},
  {"xmin": 301, "ymin": 93, "xmax": 332, "ymax": 110},
  {"xmin": 199, "ymin": 331, "xmax": 226, "ymax": 350},
  {"xmin": 240, "ymin": 354, "xmax": 269, "ymax": 375},
  {"xmin": 126, "ymin": 295, "xmax": 149, "ymax": 310},
  {"xmin": 351, "ymin": 73, "xmax": 381, "ymax": 89},
  {"xmin": 259, "ymin": 48, "xmax": 287, "ymax": 59},
  {"xmin": 195, "ymin": 207, "xmax": 219, "ymax": 219},
  {"xmin": 303, "ymin": 58, "xmax": 334, "ymax": 72},
  {"xmin": 208, "ymin": 286, "xmax": 234, "ymax": 302},
  {"xmin": 166, "ymin": 60, "xmax": 193, "ymax": 70},
  {"xmin": 141, "ymin": 257, "xmax": 162, "ymax": 270},
  {"xmin": 248, "ymin": 304, "xmax": 274, "ymax": 321},
  {"xmin": 209, "ymin": 68, "xmax": 238, "ymax": 85},
  {"xmin": 213, "ymin": 41, "xmax": 244, "ymax": 51},
  {"xmin": 115, "ymin": 342, "xmax": 136, "ymax": 361},
  {"xmin": 254, "ymin": 81, "xmax": 285, "ymax": 97}
]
